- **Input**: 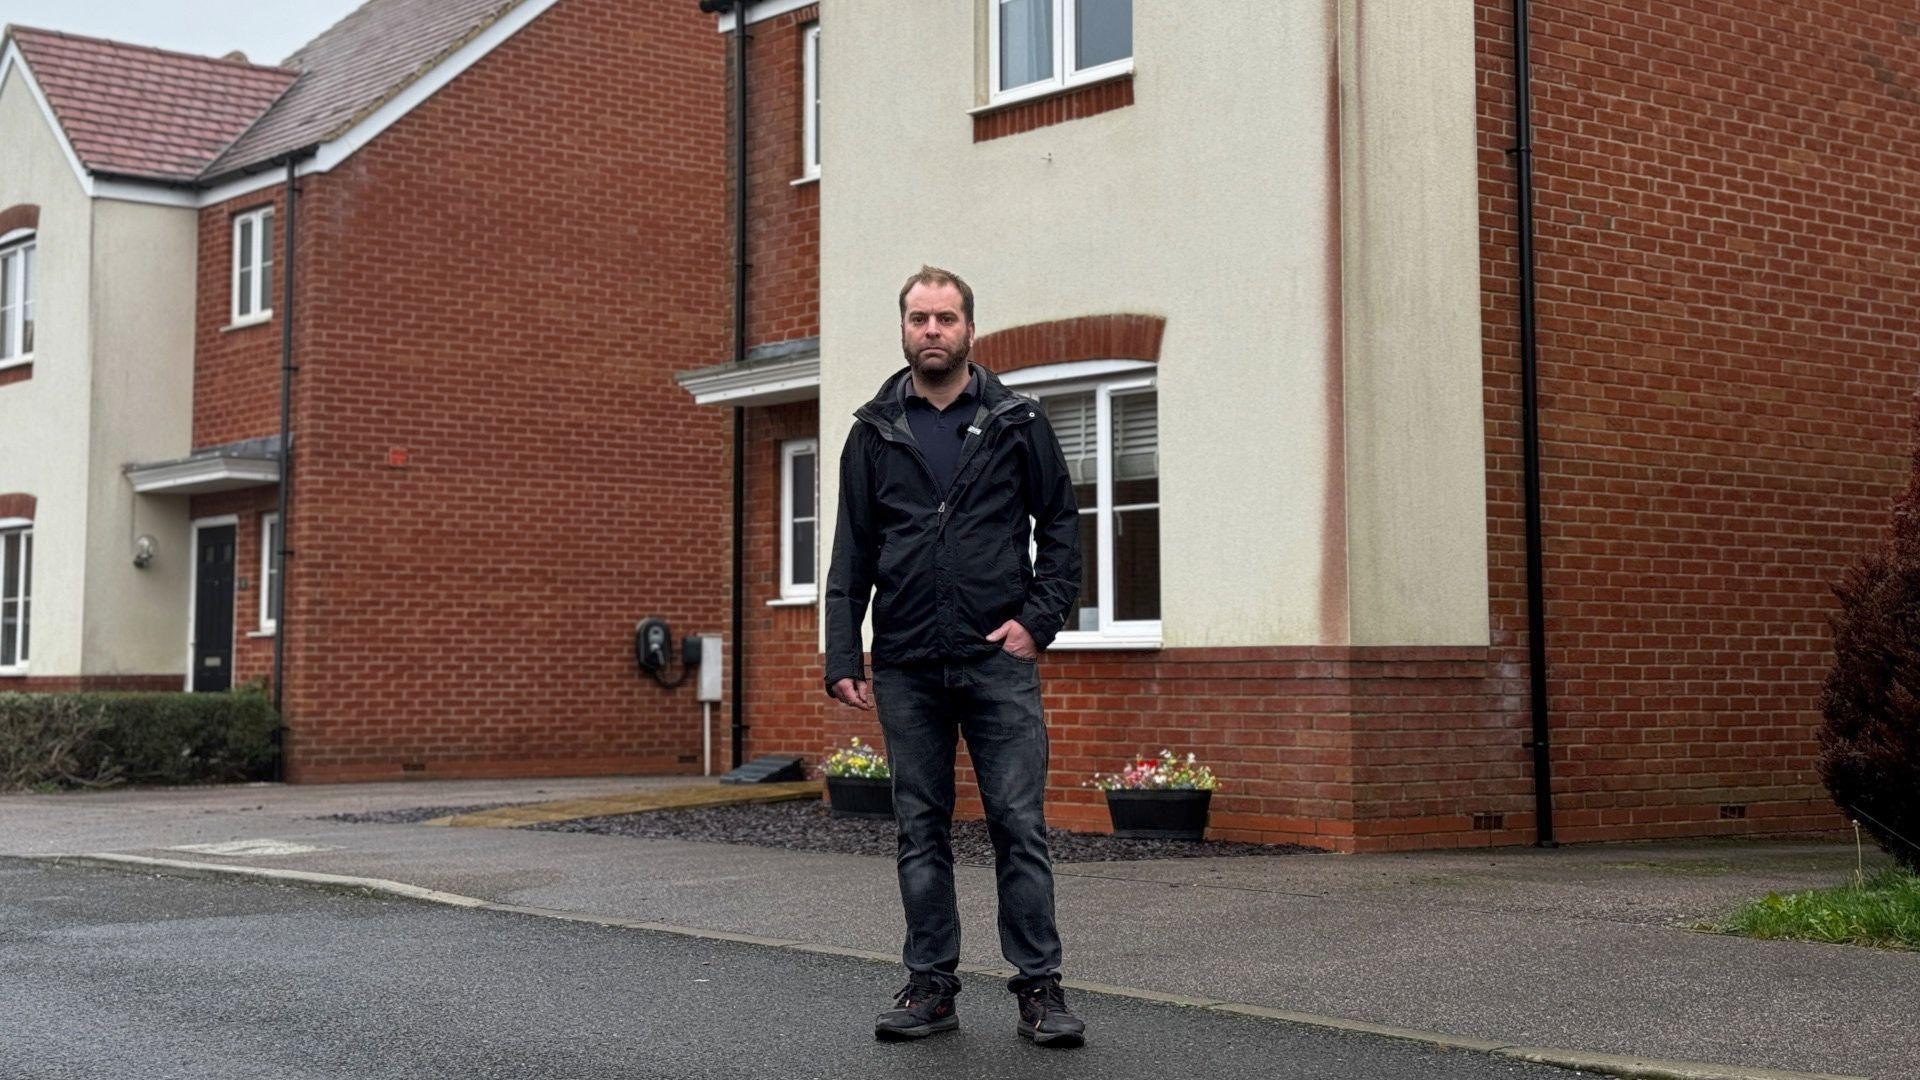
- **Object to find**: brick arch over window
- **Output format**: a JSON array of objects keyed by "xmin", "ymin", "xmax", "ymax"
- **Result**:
[
  {"xmin": 0, "ymin": 494, "xmax": 34, "ymax": 520},
  {"xmin": 970, "ymin": 314, "xmax": 1165, "ymax": 375},
  {"xmin": 0, "ymin": 204, "xmax": 39, "ymax": 236}
]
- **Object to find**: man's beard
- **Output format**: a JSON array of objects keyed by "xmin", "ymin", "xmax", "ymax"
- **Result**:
[{"xmin": 903, "ymin": 336, "xmax": 970, "ymax": 383}]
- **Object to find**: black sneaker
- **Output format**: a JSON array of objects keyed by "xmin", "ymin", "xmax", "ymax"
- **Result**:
[
  {"xmin": 1016, "ymin": 979, "xmax": 1086, "ymax": 1048},
  {"xmin": 874, "ymin": 977, "xmax": 960, "ymax": 1041}
]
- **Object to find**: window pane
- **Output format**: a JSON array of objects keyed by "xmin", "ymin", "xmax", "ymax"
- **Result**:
[
  {"xmin": 1112, "ymin": 391, "xmax": 1157, "ymax": 504},
  {"xmin": 793, "ymin": 520, "xmax": 816, "ymax": 587},
  {"xmin": 1075, "ymin": 0, "xmax": 1131, "ymax": 70},
  {"xmin": 792, "ymin": 451, "xmax": 815, "ymax": 519},
  {"xmin": 1113, "ymin": 507, "xmax": 1160, "ymax": 620},
  {"xmin": 260, "ymin": 211, "xmax": 274, "ymax": 310},
  {"xmin": 1075, "ymin": 510, "xmax": 1100, "ymax": 630},
  {"xmin": 19, "ymin": 245, "xmax": 31, "ymax": 353},
  {"xmin": 1, "ymin": 251, "xmax": 14, "ymax": 358},
  {"xmin": 1, "ymin": 533, "xmax": 16, "ymax": 667},
  {"xmin": 1000, "ymin": 0, "xmax": 1054, "ymax": 90},
  {"xmin": 1047, "ymin": 391, "xmax": 1097, "ymax": 486}
]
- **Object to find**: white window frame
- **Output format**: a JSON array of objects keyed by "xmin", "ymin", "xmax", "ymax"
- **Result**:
[
  {"xmin": 258, "ymin": 513, "xmax": 280, "ymax": 633},
  {"xmin": 800, "ymin": 23, "xmax": 821, "ymax": 181},
  {"xmin": 0, "ymin": 519, "xmax": 32, "ymax": 674},
  {"xmin": 0, "ymin": 229, "xmax": 35, "ymax": 369},
  {"xmin": 987, "ymin": 0, "xmax": 1134, "ymax": 109},
  {"xmin": 1005, "ymin": 362, "xmax": 1160, "ymax": 649},
  {"xmin": 230, "ymin": 207, "xmax": 274, "ymax": 327},
  {"xmin": 778, "ymin": 438, "xmax": 820, "ymax": 602}
]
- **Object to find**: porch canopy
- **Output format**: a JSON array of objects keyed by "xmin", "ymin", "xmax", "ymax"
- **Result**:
[{"xmin": 124, "ymin": 435, "xmax": 281, "ymax": 495}]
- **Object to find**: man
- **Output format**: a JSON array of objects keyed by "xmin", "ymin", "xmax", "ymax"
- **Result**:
[{"xmin": 825, "ymin": 266, "xmax": 1086, "ymax": 1048}]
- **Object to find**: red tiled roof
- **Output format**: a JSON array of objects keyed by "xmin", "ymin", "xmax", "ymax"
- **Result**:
[
  {"xmin": 205, "ymin": 0, "xmax": 531, "ymax": 179},
  {"xmin": 5, "ymin": 26, "xmax": 297, "ymax": 183}
]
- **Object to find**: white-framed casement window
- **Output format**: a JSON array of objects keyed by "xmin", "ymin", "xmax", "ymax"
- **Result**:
[
  {"xmin": 779, "ymin": 438, "xmax": 819, "ymax": 601},
  {"xmin": 1007, "ymin": 362, "xmax": 1159, "ymax": 647},
  {"xmin": 0, "ymin": 230, "xmax": 35, "ymax": 367},
  {"xmin": 801, "ymin": 23, "xmax": 821, "ymax": 180},
  {"xmin": 989, "ymin": 0, "xmax": 1133, "ymax": 107},
  {"xmin": 259, "ymin": 513, "xmax": 281, "ymax": 633},
  {"xmin": 230, "ymin": 206, "xmax": 274, "ymax": 325},
  {"xmin": 0, "ymin": 521, "xmax": 31, "ymax": 673}
]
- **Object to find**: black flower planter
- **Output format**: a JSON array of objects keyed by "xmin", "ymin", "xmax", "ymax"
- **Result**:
[
  {"xmin": 826, "ymin": 776, "xmax": 894, "ymax": 820},
  {"xmin": 1105, "ymin": 789, "xmax": 1212, "ymax": 840}
]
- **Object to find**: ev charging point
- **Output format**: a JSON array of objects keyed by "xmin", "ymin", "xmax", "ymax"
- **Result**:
[{"xmin": 693, "ymin": 634, "xmax": 723, "ymax": 775}]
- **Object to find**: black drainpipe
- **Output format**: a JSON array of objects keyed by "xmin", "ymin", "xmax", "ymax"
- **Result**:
[
  {"xmin": 271, "ymin": 154, "xmax": 301, "ymax": 781},
  {"xmin": 701, "ymin": 0, "xmax": 753, "ymax": 769},
  {"xmin": 1510, "ymin": 0, "xmax": 1556, "ymax": 847}
]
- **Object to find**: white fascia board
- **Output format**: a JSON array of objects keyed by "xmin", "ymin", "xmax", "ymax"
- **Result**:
[
  {"xmin": 675, "ymin": 354, "xmax": 821, "ymax": 407},
  {"xmin": 716, "ymin": 0, "xmax": 817, "ymax": 33},
  {"xmin": 0, "ymin": 41, "xmax": 97, "ymax": 201},
  {"xmin": 127, "ymin": 457, "xmax": 280, "ymax": 495}
]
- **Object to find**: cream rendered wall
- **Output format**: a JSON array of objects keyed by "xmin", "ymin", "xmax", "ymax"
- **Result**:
[
  {"xmin": 817, "ymin": 0, "xmax": 1488, "ymax": 649},
  {"xmin": 818, "ymin": 0, "xmax": 1342, "ymax": 646},
  {"xmin": 0, "ymin": 65, "xmax": 94, "ymax": 677},
  {"xmin": 1338, "ymin": 0, "xmax": 1490, "ymax": 645},
  {"xmin": 84, "ymin": 198, "xmax": 197, "ymax": 675}
]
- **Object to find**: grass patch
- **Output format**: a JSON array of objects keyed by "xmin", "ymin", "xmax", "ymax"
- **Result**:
[{"xmin": 1717, "ymin": 868, "xmax": 1920, "ymax": 950}]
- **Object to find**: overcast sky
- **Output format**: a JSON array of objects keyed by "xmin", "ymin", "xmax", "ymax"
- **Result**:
[{"xmin": 2, "ymin": 1, "xmax": 366, "ymax": 66}]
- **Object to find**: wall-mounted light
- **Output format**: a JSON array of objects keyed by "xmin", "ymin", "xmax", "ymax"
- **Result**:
[{"xmin": 133, "ymin": 534, "xmax": 157, "ymax": 569}]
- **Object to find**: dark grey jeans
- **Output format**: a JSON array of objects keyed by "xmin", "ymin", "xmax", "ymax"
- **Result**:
[{"xmin": 872, "ymin": 648, "xmax": 1061, "ymax": 995}]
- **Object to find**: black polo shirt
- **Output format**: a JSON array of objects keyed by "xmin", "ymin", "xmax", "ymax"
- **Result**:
[{"xmin": 902, "ymin": 370, "xmax": 979, "ymax": 498}]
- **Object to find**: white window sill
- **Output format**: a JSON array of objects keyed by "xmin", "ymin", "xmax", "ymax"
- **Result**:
[
  {"xmin": 0, "ymin": 666, "xmax": 28, "ymax": 677},
  {"xmin": 222, "ymin": 313, "xmax": 273, "ymax": 333},
  {"xmin": 767, "ymin": 594, "xmax": 817, "ymax": 607},
  {"xmin": 247, "ymin": 628, "xmax": 277, "ymax": 638},
  {"xmin": 1046, "ymin": 634, "xmax": 1162, "ymax": 651},
  {"xmin": 972, "ymin": 62, "xmax": 1134, "ymax": 116},
  {"xmin": 790, "ymin": 173, "xmax": 819, "ymax": 187},
  {"xmin": 0, "ymin": 354, "xmax": 33, "ymax": 371}
]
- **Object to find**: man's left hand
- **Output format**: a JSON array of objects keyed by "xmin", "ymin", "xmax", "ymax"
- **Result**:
[{"xmin": 986, "ymin": 619, "xmax": 1038, "ymax": 661}]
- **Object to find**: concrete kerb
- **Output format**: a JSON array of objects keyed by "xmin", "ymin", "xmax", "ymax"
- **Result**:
[{"xmin": 25, "ymin": 853, "xmax": 1868, "ymax": 1080}]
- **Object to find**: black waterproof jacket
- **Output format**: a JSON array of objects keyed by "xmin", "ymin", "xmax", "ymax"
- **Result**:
[{"xmin": 824, "ymin": 363, "xmax": 1082, "ymax": 689}]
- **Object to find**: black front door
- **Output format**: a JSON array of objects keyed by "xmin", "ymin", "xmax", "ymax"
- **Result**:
[{"xmin": 193, "ymin": 525, "xmax": 236, "ymax": 693}]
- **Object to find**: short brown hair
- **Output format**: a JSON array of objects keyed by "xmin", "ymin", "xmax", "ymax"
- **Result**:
[{"xmin": 898, "ymin": 265, "xmax": 975, "ymax": 323}]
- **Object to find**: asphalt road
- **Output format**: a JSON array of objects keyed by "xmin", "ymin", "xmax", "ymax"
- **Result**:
[{"xmin": 0, "ymin": 860, "xmax": 1584, "ymax": 1080}]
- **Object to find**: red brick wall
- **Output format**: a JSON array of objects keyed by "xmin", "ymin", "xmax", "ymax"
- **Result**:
[
  {"xmin": 1466, "ymin": 0, "xmax": 1920, "ymax": 844},
  {"xmin": 264, "ymin": 0, "xmax": 729, "ymax": 780},
  {"xmin": 729, "ymin": 4, "xmax": 820, "ymax": 349},
  {"xmin": 194, "ymin": 188, "xmax": 287, "ymax": 449}
]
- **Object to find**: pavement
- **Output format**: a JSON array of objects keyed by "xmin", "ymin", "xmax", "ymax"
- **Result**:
[{"xmin": 1, "ymin": 776, "xmax": 1914, "ymax": 1080}]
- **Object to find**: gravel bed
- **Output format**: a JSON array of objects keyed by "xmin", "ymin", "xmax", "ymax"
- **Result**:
[
  {"xmin": 528, "ymin": 798, "xmax": 1323, "ymax": 863},
  {"xmin": 321, "ymin": 802, "xmax": 525, "ymax": 825}
]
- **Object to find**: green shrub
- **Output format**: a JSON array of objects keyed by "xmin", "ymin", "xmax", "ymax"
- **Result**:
[
  {"xmin": 0, "ymin": 690, "xmax": 279, "ymax": 791},
  {"xmin": 1820, "ymin": 443, "xmax": 1920, "ymax": 872}
]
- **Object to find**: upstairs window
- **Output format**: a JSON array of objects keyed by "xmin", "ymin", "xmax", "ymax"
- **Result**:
[
  {"xmin": 0, "ymin": 232, "xmax": 34, "ymax": 365},
  {"xmin": 231, "ymin": 207, "xmax": 274, "ymax": 325},
  {"xmin": 1, "ymin": 523, "xmax": 30, "ymax": 672},
  {"xmin": 801, "ymin": 24, "xmax": 821, "ymax": 180},
  {"xmin": 990, "ymin": 0, "xmax": 1132, "ymax": 106}
]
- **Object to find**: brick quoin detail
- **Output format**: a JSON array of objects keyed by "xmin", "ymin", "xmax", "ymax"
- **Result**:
[
  {"xmin": 973, "ymin": 76, "xmax": 1133, "ymax": 143},
  {"xmin": 0, "ymin": 493, "xmax": 34, "ymax": 520},
  {"xmin": 970, "ymin": 314, "xmax": 1165, "ymax": 374},
  {"xmin": 0, "ymin": 204, "xmax": 38, "ymax": 235}
]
